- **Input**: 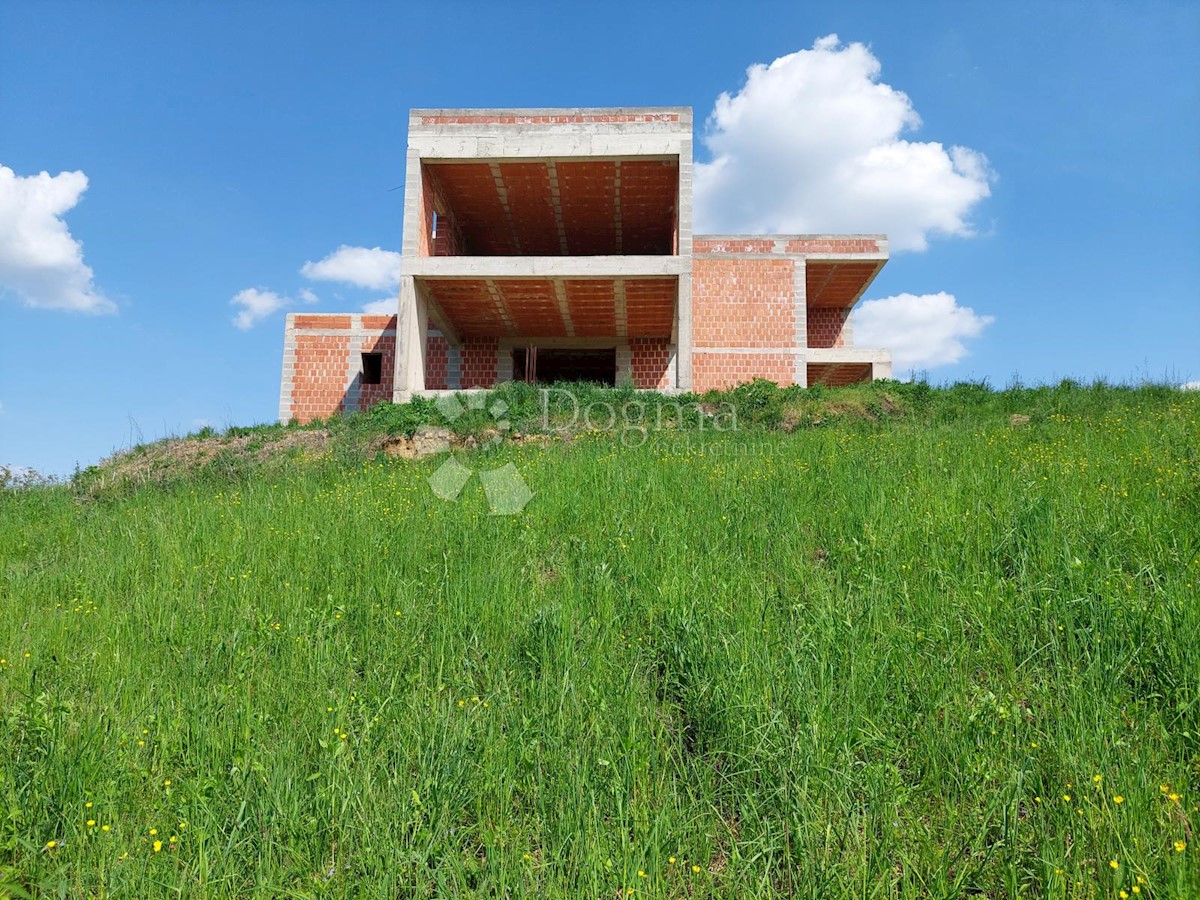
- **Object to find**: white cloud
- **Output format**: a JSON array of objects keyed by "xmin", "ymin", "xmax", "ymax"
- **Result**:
[
  {"xmin": 298, "ymin": 287, "xmax": 319, "ymax": 305},
  {"xmin": 361, "ymin": 298, "xmax": 395, "ymax": 315},
  {"xmin": 301, "ymin": 245, "xmax": 403, "ymax": 291},
  {"xmin": 1180, "ymin": 381, "xmax": 1200, "ymax": 391},
  {"xmin": 854, "ymin": 291, "xmax": 994, "ymax": 370},
  {"xmin": 231, "ymin": 287, "xmax": 289, "ymax": 330},
  {"xmin": 694, "ymin": 35, "xmax": 993, "ymax": 251},
  {"xmin": 0, "ymin": 165, "xmax": 114, "ymax": 313}
]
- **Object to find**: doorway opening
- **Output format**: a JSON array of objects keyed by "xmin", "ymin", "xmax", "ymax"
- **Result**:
[{"xmin": 511, "ymin": 347, "xmax": 616, "ymax": 386}]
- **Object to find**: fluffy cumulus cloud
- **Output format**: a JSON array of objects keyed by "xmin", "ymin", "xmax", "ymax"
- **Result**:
[
  {"xmin": 361, "ymin": 298, "xmax": 396, "ymax": 315},
  {"xmin": 229, "ymin": 246, "xmax": 403, "ymax": 328},
  {"xmin": 300, "ymin": 245, "xmax": 403, "ymax": 291},
  {"xmin": 0, "ymin": 165, "xmax": 114, "ymax": 313},
  {"xmin": 854, "ymin": 292, "xmax": 994, "ymax": 371},
  {"xmin": 231, "ymin": 288, "xmax": 290, "ymax": 331},
  {"xmin": 1181, "ymin": 381, "xmax": 1200, "ymax": 391},
  {"xmin": 695, "ymin": 35, "xmax": 993, "ymax": 251}
]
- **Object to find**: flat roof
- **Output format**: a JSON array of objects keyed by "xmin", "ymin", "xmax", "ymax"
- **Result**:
[{"xmin": 410, "ymin": 107, "xmax": 692, "ymax": 119}]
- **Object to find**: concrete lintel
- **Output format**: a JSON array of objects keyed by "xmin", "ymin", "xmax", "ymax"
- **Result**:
[
  {"xmin": 695, "ymin": 233, "xmax": 888, "ymax": 243},
  {"xmin": 411, "ymin": 106, "xmax": 692, "ymax": 120},
  {"xmin": 407, "ymin": 256, "xmax": 688, "ymax": 279},
  {"xmin": 496, "ymin": 336, "xmax": 630, "ymax": 350},
  {"xmin": 805, "ymin": 347, "xmax": 892, "ymax": 364},
  {"xmin": 801, "ymin": 252, "xmax": 889, "ymax": 262},
  {"xmin": 408, "ymin": 134, "xmax": 689, "ymax": 160},
  {"xmin": 426, "ymin": 154, "xmax": 678, "ymax": 165}
]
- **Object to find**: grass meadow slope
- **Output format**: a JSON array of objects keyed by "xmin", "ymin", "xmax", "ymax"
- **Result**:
[{"xmin": 1, "ymin": 382, "xmax": 1198, "ymax": 898}]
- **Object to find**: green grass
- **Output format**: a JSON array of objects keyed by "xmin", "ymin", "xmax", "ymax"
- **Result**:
[{"xmin": 2, "ymin": 383, "xmax": 1198, "ymax": 897}]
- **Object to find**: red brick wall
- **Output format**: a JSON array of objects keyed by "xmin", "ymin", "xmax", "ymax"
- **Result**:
[
  {"xmin": 692, "ymin": 257, "xmax": 795, "ymax": 350},
  {"xmin": 692, "ymin": 238, "xmax": 776, "ymax": 254},
  {"xmin": 808, "ymin": 363, "xmax": 872, "ymax": 387},
  {"xmin": 283, "ymin": 314, "xmax": 399, "ymax": 424},
  {"xmin": 290, "ymin": 332, "xmax": 353, "ymax": 423},
  {"xmin": 461, "ymin": 338, "xmax": 498, "ymax": 388},
  {"xmin": 693, "ymin": 353, "xmax": 795, "ymax": 392},
  {"xmin": 359, "ymin": 325, "xmax": 397, "ymax": 410},
  {"xmin": 807, "ymin": 307, "xmax": 851, "ymax": 348},
  {"xmin": 426, "ymin": 335, "xmax": 450, "ymax": 391},
  {"xmin": 630, "ymin": 338, "xmax": 672, "ymax": 389}
]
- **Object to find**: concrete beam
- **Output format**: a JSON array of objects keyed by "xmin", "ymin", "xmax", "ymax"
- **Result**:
[
  {"xmin": 415, "ymin": 279, "xmax": 460, "ymax": 347},
  {"xmin": 552, "ymin": 279, "xmax": 575, "ymax": 337},
  {"xmin": 409, "ymin": 134, "xmax": 690, "ymax": 160},
  {"xmin": 406, "ymin": 255, "xmax": 688, "ymax": 279},
  {"xmin": 545, "ymin": 161, "xmax": 570, "ymax": 254},
  {"xmin": 805, "ymin": 347, "xmax": 892, "ymax": 364}
]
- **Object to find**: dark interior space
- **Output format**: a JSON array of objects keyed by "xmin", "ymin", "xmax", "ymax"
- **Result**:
[
  {"xmin": 512, "ymin": 347, "xmax": 616, "ymax": 385},
  {"xmin": 361, "ymin": 352, "xmax": 383, "ymax": 385}
]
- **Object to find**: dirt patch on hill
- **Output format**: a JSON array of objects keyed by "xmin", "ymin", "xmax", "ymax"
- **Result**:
[{"xmin": 80, "ymin": 430, "xmax": 331, "ymax": 495}]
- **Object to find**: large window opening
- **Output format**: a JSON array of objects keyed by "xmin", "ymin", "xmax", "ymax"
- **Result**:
[
  {"xmin": 512, "ymin": 347, "xmax": 616, "ymax": 386},
  {"xmin": 423, "ymin": 159, "xmax": 678, "ymax": 257}
]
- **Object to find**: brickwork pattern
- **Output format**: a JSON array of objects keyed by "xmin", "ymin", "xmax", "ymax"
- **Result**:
[
  {"xmin": 426, "ymin": 335, "xmax": 450, "ymax": 391},
  {"xmin": 461, "ymin": 338, "xmax": 499, "ymax": 388},
  {"xmin": 290, "ymin": 332, "xmax": 353, "ymax": 423},
  {"xmin": 630, "ymin": 338, "xmax": 673, "ymax": 389},
  {"xmin": 692, "ymin": 257, "xmax": 796, "ymax": 350},
  {"xmin": 283, "ymin": 315, "xmax": 406, "ymax": 423},
  {"xmin": 807, "ymin": 307, "xmax": 851, "ymax": 349},
  {"xmin": 693, "ymin": 353, "xmax": 795, "ymax": 392},
  {"xmin": 807, "ymin": 363, "xmax": 873, "ymax": 387}
]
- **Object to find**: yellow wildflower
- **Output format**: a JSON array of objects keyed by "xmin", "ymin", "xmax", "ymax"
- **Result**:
[
  {"xmin": 153, "ymin": 840, "xmax": 162, "ymax": 852},
  {"xmin": 1109, "ymin": 859, "xmax": 1119, "ymax": 870},
  {"xmin": 1175, "ymin": 840, "xmax": 1187, "ymax": 852},
  {"xmin": 1113, "ymin": 795, "xmax": 1124, "ymax": 804}
]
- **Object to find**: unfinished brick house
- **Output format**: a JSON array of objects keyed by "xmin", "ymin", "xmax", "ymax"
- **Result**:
[{"xmin": 280, "ymin": 108, "xmax": 891, "ymax": 423}]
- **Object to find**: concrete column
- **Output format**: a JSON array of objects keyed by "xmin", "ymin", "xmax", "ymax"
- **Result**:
[
  {"xmin": 676, "ymin": 271, "xmax": 693, "ymax": 391},
  {"xmin": 792, "ymin": 258, "xmax": 808, "ymax": 388},
  {"xmin": 393, "ymin": 276, "xmax": 427, "ymax": 400},
  {"xmin": 279, "ymin": 314, "xmax": 298, "ymax": 422},
  {"xmin": 872, "ymin": 360, "xmax": 893, "ymax": 381},
  {"xmin": 675, "ymin": 132, "xmax": 693, "ymax": 392},
  {"xmin": 615, "ymin": 343, "xmax": 632, "ymax": 386},
  {"xmin": 497, "ymin": 346, "xmax": 514, "ymax": 383}
]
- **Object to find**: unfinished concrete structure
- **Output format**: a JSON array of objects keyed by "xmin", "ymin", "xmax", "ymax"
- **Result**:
[{"xmin": 280, "ymin": 108, "xmax": 891, "ymax": 423}]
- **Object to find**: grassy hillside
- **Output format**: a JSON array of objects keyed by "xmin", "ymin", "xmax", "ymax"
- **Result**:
[{"xmin": 1, "ymin": 382, "xmax": 1198, "ymax": 898}]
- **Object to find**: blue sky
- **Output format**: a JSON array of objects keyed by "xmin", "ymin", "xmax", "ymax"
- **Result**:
[{"xmin": 2, "ymin": 1, "xmax": 1198, "ymax": 476}]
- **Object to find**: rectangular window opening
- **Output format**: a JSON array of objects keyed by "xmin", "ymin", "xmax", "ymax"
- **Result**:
[
  {"xmin": 362, "ymin": 352, "xmax": 383, "ymax": 385},
  {"xmin": 511, "ymin": 347, "xmax": 615, "ymax": 386}
]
